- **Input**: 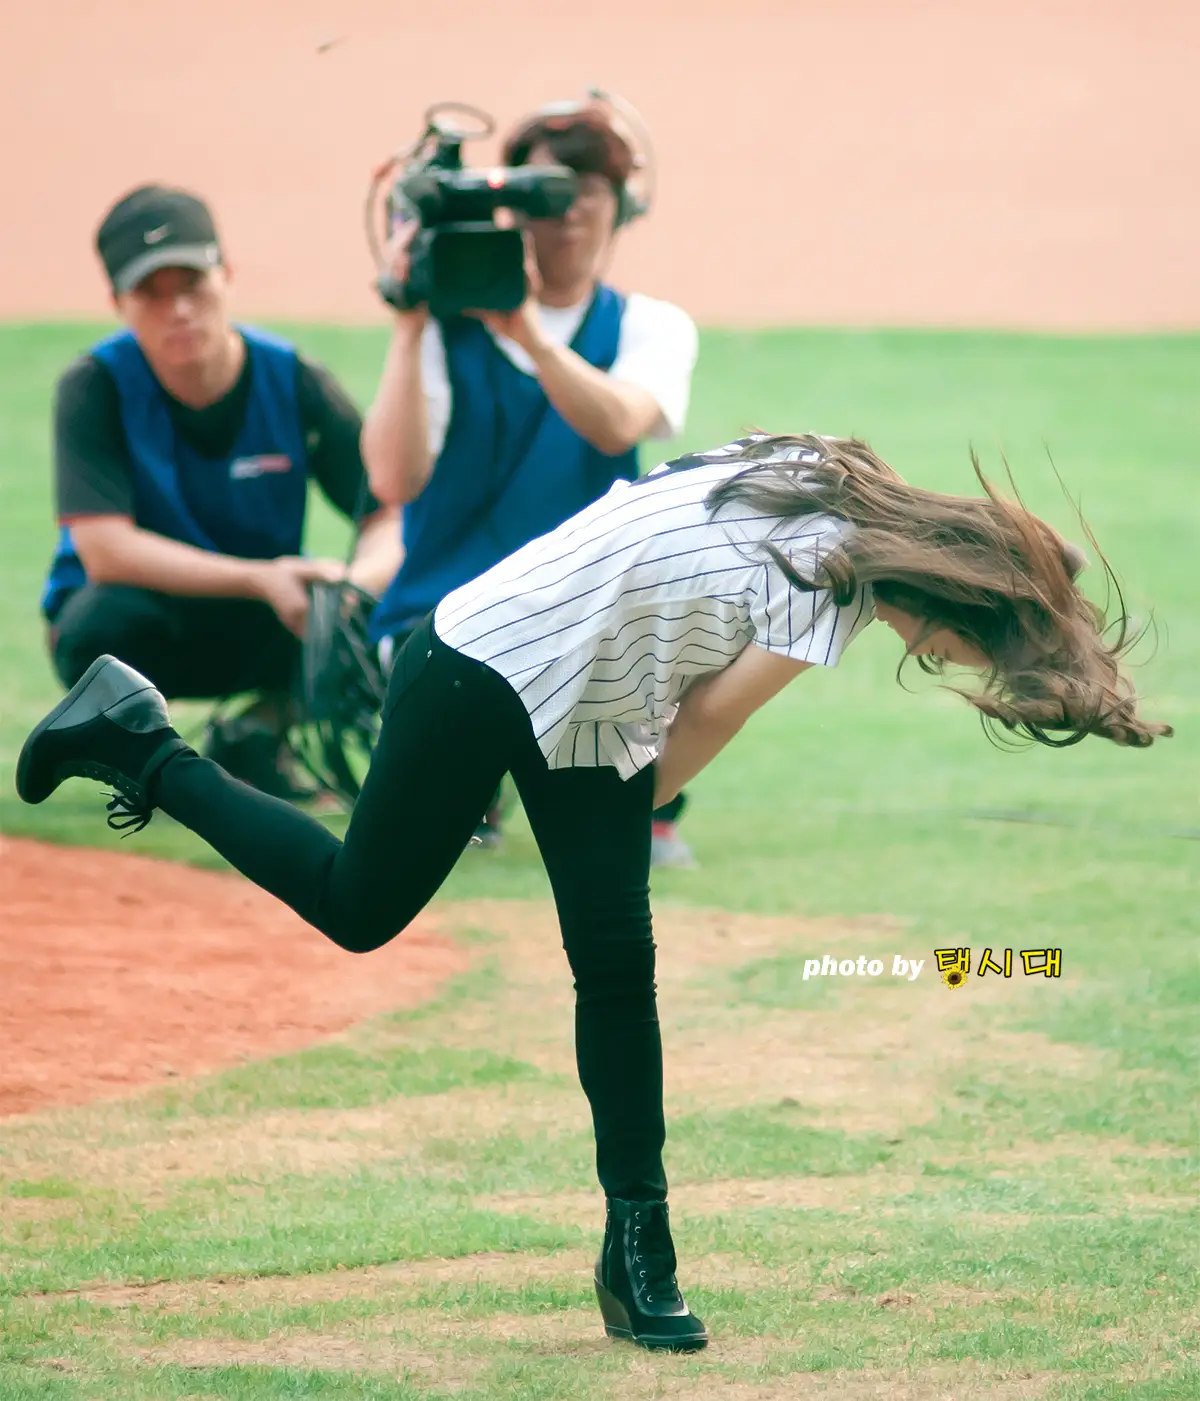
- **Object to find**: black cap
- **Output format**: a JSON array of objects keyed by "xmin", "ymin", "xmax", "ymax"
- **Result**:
[{"xmin": 95, "ymin": 185, "xmax": 223, "ymax": 293}]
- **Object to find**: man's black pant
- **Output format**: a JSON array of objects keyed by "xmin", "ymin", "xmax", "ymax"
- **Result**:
[
  {"xmin": 154, "ymin": 615, "xmax": 668, "ymax": 1201},
  {"xmin": 51, "ymin": 585, "xmax": 298, "ymax": 699}
]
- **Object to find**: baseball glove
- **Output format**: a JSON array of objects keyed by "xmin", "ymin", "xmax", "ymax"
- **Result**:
[{"xmin": 289, "ymin": 578, "xmax": 387, "ymax": 809}]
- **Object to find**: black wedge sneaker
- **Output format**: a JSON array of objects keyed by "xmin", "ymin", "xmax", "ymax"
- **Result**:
[
  {"xmin": 16, "ymin": 655, "xmax": 189, "ymax": 833},
  {"xmin": 594, "ymin": 1197, "xmax": 708, "ymax": 1351}
]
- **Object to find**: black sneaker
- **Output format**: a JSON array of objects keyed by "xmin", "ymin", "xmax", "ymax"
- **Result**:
[
  {"xmin": 16, "ymin": 655, "xmax": 189, "ymax": 833},
  {"xmin": 594, "ymin": 1197, "xmax": 708, "ymax": 1351}
]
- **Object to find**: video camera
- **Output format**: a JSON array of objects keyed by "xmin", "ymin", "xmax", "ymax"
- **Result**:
[{"xmin": 370, "ymin": 102, "xmax": 578, "ymax": 318}]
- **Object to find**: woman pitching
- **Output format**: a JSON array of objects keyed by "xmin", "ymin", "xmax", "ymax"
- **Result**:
[{"xmin": 17, "ymin": 433, "xmax": 1170, "ymax": 1351}]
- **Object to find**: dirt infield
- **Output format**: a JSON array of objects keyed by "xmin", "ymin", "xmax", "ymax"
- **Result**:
[
  {"xmin": 0, "ymin": 836, "xmax": 467, "ymax": 1117},
  {"xmin": 3, "ymin": 0, "xmax": 1198, "ymax": 328}
]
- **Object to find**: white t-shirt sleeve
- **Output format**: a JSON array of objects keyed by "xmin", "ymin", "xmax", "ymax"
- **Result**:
[
  {"xmin": 748, "ymin": 532, "xmax": 874, "ymax": 666},
  {"xmin": 421, "ymin": 320, "xmax": 453, "ymax": 459},
  {"xmin": 609, "ymin": 293, "xmax": 699, "ymax": 440}
]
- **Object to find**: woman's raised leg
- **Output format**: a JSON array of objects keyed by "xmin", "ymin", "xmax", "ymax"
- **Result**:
[{"xmin": 19, "ymin": 622, "xmax": 523, "ymax": 953}]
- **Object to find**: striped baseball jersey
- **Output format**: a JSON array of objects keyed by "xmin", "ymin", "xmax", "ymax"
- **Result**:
[{"xmin": 433, "ymin": 439, "xmax": 875, "ymax": 778}]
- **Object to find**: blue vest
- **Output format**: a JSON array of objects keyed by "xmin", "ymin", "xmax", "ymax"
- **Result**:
[
  {"xmin": 42, "ymin": 326, "xmax": 308, "ymax": 622},
  {"xmin": 368, "ymin": 285, "xmax": 639, "ymax": 642}
]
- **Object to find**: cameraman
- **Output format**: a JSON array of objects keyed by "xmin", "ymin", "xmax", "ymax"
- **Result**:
[{"xmin": 361, "ymin": 103, "xmax": 700, "ymax": 864}]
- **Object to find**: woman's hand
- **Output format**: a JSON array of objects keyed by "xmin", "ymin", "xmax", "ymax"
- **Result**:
[{"xmin": 653, "ymin": 647, "xmax": 813, "ymax": 804}]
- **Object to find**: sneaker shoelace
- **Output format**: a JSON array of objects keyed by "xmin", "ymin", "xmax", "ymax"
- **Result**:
[
  {"xmin": 103, "ymin": 791, "xmax": 153, "ymax": 836},
  {"xmin": 630, "ymin": 1208, "xmax": 684, "ymax": 1307}
]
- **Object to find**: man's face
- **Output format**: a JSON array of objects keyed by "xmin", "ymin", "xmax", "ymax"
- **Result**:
[
  {"xmin": 114, "ymin": 265, "xmax": 231, "ymax": 371},
  {"xmin": 524, "ymin": 142, "xmax": 618, "ymax": 292}
]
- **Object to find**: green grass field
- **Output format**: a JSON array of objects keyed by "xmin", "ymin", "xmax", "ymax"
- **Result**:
[{"xmin": 1, "ymin": 323, "xmax": 1197, "ymax": 1399}]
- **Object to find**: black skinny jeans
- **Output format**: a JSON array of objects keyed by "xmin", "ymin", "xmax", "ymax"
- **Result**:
[
  {"xmin": 155, "ymin": 615, "xmax": 667, "ymax": 1201},
  {"xmin": 387, "ymin": 624, "xmax": 686, "ymax": 827}
]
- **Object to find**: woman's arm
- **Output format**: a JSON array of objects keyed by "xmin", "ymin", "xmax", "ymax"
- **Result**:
[{"xmin": 653, "ymin": 645, "xmax": 813, "ymax": 807}]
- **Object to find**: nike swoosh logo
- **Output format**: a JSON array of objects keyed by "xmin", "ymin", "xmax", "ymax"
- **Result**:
[{"xmin": 143, "ymin": 225, "xmax": 170, "ymax": 244}]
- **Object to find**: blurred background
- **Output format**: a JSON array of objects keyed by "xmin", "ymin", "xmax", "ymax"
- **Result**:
[{"xmin": 3, "ymin": 0, "xmax": 1198, "ymax": 328}]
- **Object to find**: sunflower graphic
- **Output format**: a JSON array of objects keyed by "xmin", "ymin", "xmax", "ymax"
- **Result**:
[{"xmin": 942, "ymin": 967, "xmax": 968, "ymax": 990}]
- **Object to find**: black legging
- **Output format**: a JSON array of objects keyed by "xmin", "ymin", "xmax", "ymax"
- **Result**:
[
  {"xmin": 386, "ymin": 626, "xmax": 686, "ymax": 826},
  {"xmin": 154, "ymin": 614, "xmax": 667, "ymax": 1201}
]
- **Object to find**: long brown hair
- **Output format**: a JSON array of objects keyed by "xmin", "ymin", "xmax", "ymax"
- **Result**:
[{"xmin": 706, "ymin": 434, "xmax": 1172, "ymax": 748}]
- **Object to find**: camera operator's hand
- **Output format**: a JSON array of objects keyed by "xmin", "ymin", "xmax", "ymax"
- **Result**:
[
  {"xmin": 377, "ymin": 222, "xmax": 428, "ymax": 327},
  {"xmin": 471, "ymin": 234, "xmax": 546, "ymax": 352}
]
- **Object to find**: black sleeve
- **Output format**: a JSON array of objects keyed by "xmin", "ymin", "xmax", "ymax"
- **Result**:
[
  {"xmin": 53, "ymin": 356, "xmax": 137, "ymax": 519},
  {"xmin": 295, "ymin": 357, "xmax": 381, "ymax": 521}
]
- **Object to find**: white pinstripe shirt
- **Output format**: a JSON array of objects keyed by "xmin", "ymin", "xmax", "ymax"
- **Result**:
[{"xmin": 434, "ymin": 444, "xmax": 874, "ymax": 778}]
